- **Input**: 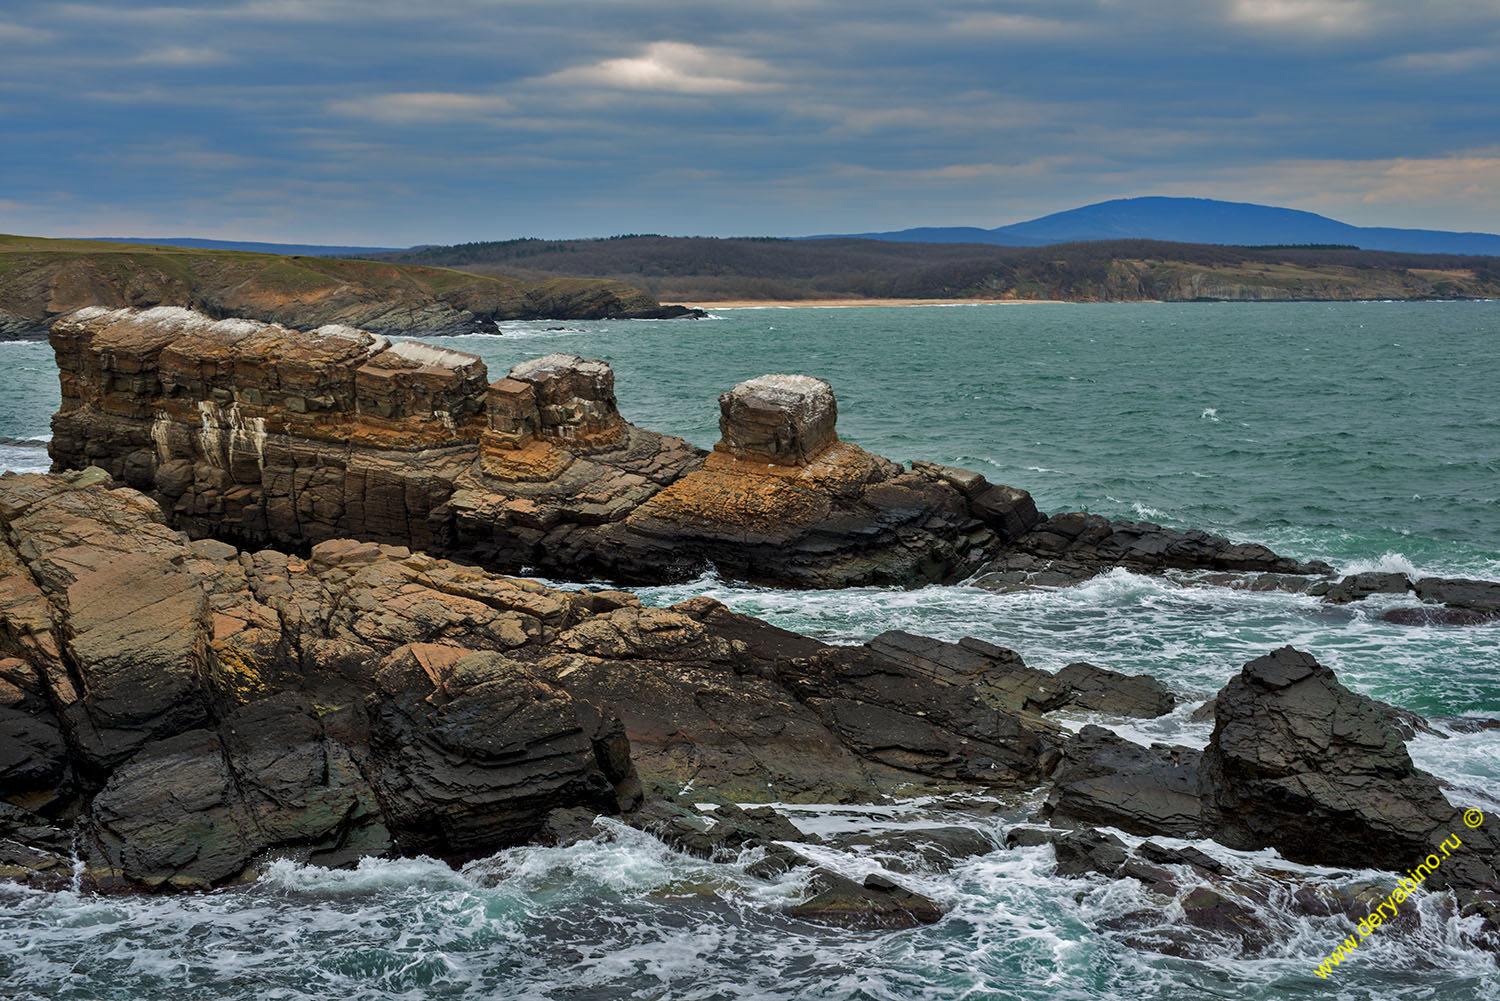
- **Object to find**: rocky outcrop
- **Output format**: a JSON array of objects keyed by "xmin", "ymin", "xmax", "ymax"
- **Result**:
[
  {"xmin": 1039, "ymin": 647, "xmax": 1499, "ymax": 908},
  {"xmin": 45, "ymin": 307, "xmax": 1050, "ymax": 589},
  {"xmin": 974, "ymin": 512, "xmax": 1331, "ymax": 586},
  {"xmin": 48, "ymin": 307, "xmax": 1338, "ymax": 592},
  {"xmin": 0, "ymin": 242, "xmax": 699, "ymax": 341},
  {"xmin": 0, "ymin": 470, "xmax": 1075, "ymax": 889}
]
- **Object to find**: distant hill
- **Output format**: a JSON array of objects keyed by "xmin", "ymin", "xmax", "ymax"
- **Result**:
[
  {"xmin": 378, "ymin": 234, "xmax": 1500, "ymax": 303},
  {"xmin": 0, "ymin": 234, "xmax": 691, "ymax": 340},
  {"xmin": 814, "ymin": 197, "xmax": 1500, "ymax": 257},
  {"xmin": 87, "ymin": 237, "xmax": 407, "ymax": 257}
]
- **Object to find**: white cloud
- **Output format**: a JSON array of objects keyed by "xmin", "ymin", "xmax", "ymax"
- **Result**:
[
  {"xmin": 135, "ymin": 45, "xmax": 227, "ymax": 65},
  {"xmin": 0, "ymin": 22, "xmax": 53, "ymax": 44},
  {"xmin": 1228, "ymin": 0, "xmax": 1376, "ymax": 35},
  {"xmin": 1385, "ymin": 47, "xmax": 1495, "ymax": 72},
  {"xmin": 542, "ymin": 41, "xmax": 778, "ymax": 95},
  {"xmin": 328, "ymin": 91, "xmax": 515, "ymax": 123},
  {"xmin": 945, "ymin": 12, "xmax": 1081, "ymax": 38}
]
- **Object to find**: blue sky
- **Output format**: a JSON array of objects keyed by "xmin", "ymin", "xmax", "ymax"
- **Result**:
[{"xmin": 2, "ymin": 0, "xmax": 1498, "ymax": 245}]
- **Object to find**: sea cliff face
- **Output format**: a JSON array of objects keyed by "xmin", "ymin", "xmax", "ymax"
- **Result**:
[{"xmin": 0, "ymin": 237, "xmax": 698, "ymax": 341}]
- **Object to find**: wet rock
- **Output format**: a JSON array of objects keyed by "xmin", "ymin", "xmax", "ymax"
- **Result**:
[
  {"xmin": 828, "ymin": 825, "xmax": 997, "ymax": 872},
  {"xmin": 1178, "ymin": 886, "xmax": 1274, "ymax": 953},
  {"xmin": 1051, "ymin": 828, "xmax": 1129, "ymax": 877},
  {"xmin": 1413, "ymin": 577, "xmax": 1500, "ymax": 613},
  {"xmin": 1053, "ymin": 662, "xmax": 1175, "ymax": 718},
  {"xmin": 534, "ymin": 806, "xmax": 606, "ymax": 847},
  {"xmin": 1313, "ymin": 571, "xmax": 1412, "ymax": 603},
  {"xmin": 787, "ymin": 868, "xmax": 944, "ymax": 930},
  {"xmin": 1039, "ymin": 725, "xmax": 1206, "ymax": 837},
  {"xmin": 1383, "ymin": 606, "xmax": 1500, "ymax": 627},
  {"xmin": 629, "ymin": 800, "xmax": 813, "ymax": 860},
  {"xmin": 1136, "ymin": 841, "xmax": 1228, "ymax": 876}
]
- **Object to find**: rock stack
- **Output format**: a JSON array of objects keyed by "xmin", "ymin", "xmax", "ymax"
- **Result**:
[{"xmin": 48, "ymin": 306, "xmax": 1340, "ymax": 591}]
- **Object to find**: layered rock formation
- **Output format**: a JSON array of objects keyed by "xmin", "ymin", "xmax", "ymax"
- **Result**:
[
  {"xmin": 47, "ymin": 307, "xmax": 1048, "ymax": 588},
  {"xmin": 0, "ymin": 470, "xmax": 1074, "ymax": 891},
  {"xmin": 49, "ymin": 306, "xmax": 1351, "ymax": 593}
]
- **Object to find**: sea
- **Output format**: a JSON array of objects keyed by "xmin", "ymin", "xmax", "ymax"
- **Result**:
[{"xmin": 1, "ymin": 301, "xmax": 1497, "ymax": 1000}]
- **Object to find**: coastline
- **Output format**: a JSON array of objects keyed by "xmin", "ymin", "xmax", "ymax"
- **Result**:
[{"xmin": 670, "ymin": 297, "xmax": 1069, "ymax": 309}]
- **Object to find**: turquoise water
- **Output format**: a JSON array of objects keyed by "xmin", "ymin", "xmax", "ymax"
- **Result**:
[{"xmin": 1, "ymin": 302, "xmax": 1497, "ymax": 999}]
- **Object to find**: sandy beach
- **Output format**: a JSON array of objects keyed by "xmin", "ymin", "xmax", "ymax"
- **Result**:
[{"xmin": 672, "ymin": 297, "xmax": 1067, "ymax": 309}]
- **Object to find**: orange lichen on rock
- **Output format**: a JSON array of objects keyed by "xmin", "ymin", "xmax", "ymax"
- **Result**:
[{"xmin": 631, "ymin": 441, "xmax": 883, "ymax": 534}]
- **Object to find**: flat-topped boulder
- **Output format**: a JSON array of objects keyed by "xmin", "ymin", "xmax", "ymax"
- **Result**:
[{"xmin": 717, "ymin": 373, "xmax": 838, "ymax": 465}]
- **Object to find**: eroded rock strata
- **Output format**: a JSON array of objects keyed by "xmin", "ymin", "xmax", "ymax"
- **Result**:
[
  {"xmin": 2, "ymin": 472, "xmax": 1496, "ymax": 947},
  {"xmin": 48, "ymin": 306, "xmax": 1340, "ymax": 592},
  {"xmin": 0, "ymin": 469, "xmax": 1073, "ymax": 894}
]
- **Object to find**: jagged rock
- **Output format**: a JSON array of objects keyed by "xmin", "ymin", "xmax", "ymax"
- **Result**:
[
  {"xmin": 1036, "ymin": 648, "xmax": 1499, "ymax": 918},
  {"xmin": 1039, "ymin": 725, "xmax": 1205, "ymax": 836},
  {"xmin": 1052, "ymin": 828, "xmax": 1130, "ymax": 877},
  {"xmin": 863, "ymin": 631, "xmax": 1173, "ymax": 720},
  {"xmin": 0, "ymin": 473, "xmax": 1064, "ymax": 889},
  {"xmin": 787, "ymin": 868, "xmax": 944, "ymax": 930},
  {"xmin": 1413, "ymin": 577, "xmax": 1500, "ymax": 613},
  {"xmin": 1311, "ymin": 571, "xmax": 1412, "ymax": 603},
  {"xmin": 1053, "ymin": 662, "xmax": 1176, "ymax": 718},
  {"xmin": 976, "ymin": 513, "xmax": 1332, "ymax": 586},
  {"xmin": 628, "ymin": 800, "xmax": 813, "ymax": 859},
  {"xmin": 1200, "ymin": 646, "xmax": 1498, "ymax": 894},
  {"xmin": 827, "ymin": 826, "xmax": 997, "ymax": 873}
]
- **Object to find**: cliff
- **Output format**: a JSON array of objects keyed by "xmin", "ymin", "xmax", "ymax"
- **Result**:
[
  {"xmin": 46, "ymin": 307, "xmax": 1344, "ymax": 592},
  {"xmin": 377, "ymin": 234, "xmax": 1500, "ymax": 303},
  {"xmin": 0, "ymin": 235, "xmax": 697, "ymax": 341}
]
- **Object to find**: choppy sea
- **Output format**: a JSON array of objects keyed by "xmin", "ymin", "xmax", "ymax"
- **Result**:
[{"xmin": 1, "ymin": 302, "xmax": 1497, "ymax": 999}]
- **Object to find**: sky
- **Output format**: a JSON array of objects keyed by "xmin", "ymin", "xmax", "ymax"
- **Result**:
[{"xmin": 1, "ymin": 0, "xmax": 1498, "ymax": 246}]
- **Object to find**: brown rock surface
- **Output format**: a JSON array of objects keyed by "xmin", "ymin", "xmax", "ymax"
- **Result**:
[
  {"xmin": 48, "ymin": 307, "xmax": 1050, "ymax": 588},
  {"xmin": 0, "ymin": 471, "xmax": 1064, "ymax": 889}
]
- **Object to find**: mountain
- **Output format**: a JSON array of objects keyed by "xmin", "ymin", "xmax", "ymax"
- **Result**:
[
  {"xmin": 87, "ymin": 237, "xmax": 406, "ymax": 257},
  {"xmin": 815, "ymin": 197, "xmax": 1500, "ymax": 257}
]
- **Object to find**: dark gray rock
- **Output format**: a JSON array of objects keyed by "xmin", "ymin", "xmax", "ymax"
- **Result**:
[
  {"xmin": 787, "ymin": 868, "xmax": 944, "ymax": 930},
  {"xmin": 1052, "ymin": 828, "xmax": 1129, "ymax": 877},
  {"xmin": 1039, "ymin": 725, "xmax": 1206, "ymax": 837},
  {"xmin": 1054, "ymin": 662, "xmax": 1175, "ymax": 718}
]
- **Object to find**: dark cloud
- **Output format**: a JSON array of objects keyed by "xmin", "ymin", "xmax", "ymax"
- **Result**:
[{"xmin": 2, "ymin": 0, "xmax": 1498, "ymax": 243}]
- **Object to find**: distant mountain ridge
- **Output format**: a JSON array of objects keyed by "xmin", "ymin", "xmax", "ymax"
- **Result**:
[
  {"xmin": 812, "ymin": 197, "xmax": 1500, "ymax": 257},
  {"xmin": 87, "ymin": 237, "xmax": 407, "ymax": 257}
]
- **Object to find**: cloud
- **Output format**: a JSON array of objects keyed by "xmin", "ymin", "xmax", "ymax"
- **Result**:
[
  {"xmin": 0, "ymin": 22, "xmax": 53, "ymax": 44},
  {"xmin": 541, "ymin": 41, "xmax": 778, "ymax": 95},
  {"xmin": 1129, "ymin": 150, "xmax": 1500, "ymax": 230},
  {"xmin": 134, "ymin": 45, "xmax": 228, "ymax": 65},
  {"xmin": 328, "ymin": 91, "xmax": 515, "ymax": 124},
  {"xmin": 944, "ymin": 12, "xmax": 1081, "ymax": 39},
  {"xmin": 1228, "ymin": 0, "xmax": 1376, "ymax": 35},
  {"xmin": 1385, "ymin": 47, "xmax": 1495, "ymax": 73}
]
